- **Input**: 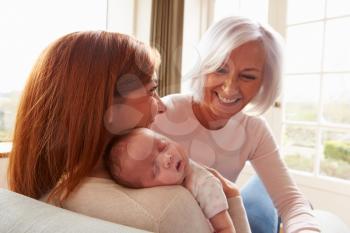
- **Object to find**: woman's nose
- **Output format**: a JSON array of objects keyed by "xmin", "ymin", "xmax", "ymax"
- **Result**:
[
  {"xmin": 155, "ymin": 92, "xmax": 167, "ymax": 113},
  {"xmin": 222, "ymin": 76, "xmax": 239, "ymax": 94}
]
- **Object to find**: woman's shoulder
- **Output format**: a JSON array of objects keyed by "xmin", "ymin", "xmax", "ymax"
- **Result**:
[
  {"xmin": 161, "ymin": 93, "xmax": 192, "ymax": 109},
  {"xmin": 241, "ymin": 113, "xmax": 270, "ymax": 130},
  {"xmin": 154, "ymin": 93, "xmax": 193, "ymax": 122},
  {"xmin": 152, "ymin": 93, "xmax": 199, "ymax": 135},
  {"xmin": 237, "ymin": 114, "xmax": 274, "ymax": 143}
]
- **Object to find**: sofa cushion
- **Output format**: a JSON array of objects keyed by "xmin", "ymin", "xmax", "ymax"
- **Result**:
[
  {"xmin": 313, "ymin": 209, "xmax": 350, "ymax": 233},
  {"xmin": 0, "ymin": 188, "xmax": 150, "ymax": 233},
  {"xmin": 1, "ymin": 158, "xmax": 212, "ymax": 233},
  {"xmin": 61, "ymin": 177, "xmax": 212, "ymax": 233}
]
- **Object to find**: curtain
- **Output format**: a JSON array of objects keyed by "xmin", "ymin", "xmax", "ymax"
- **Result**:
[{"xmin": 150, "ymin": 0, "xmax": 185, "ymax": 96}]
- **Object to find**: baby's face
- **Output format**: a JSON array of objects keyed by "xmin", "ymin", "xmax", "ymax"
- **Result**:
[{"xmin": 114, "ymin": 128, "xmax": 189, "ymax": 188}]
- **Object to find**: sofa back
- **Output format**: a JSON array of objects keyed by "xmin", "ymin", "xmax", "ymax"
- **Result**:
[{"xmin": 0, "ymin": 188, "xmax": 151, "ymax": 233}]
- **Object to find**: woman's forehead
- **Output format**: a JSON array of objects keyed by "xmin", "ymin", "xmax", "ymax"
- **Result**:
[{"xmin": 225, "ymin": 41, "xmax": 265, "ymax": 69}]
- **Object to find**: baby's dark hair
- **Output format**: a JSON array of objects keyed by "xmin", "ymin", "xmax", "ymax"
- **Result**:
[{"xmin": 104, "ymin": 130, "xmax": 140, "ymax": 188}]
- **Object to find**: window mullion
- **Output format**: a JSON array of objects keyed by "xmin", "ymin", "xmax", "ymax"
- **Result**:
[{"xmin": 314, "ymin": 0, "xmax": 329, "ymax": 177}]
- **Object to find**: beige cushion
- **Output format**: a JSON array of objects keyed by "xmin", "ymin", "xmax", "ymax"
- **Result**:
[
  {"xmin": 313, "ymin": 209, "xmax": 350, "ymax": 233},
  {"xmin": 0, "ymin": 158, "xmax": 212, "ymax": 233},
  {"xmin": 63, "ymin": 177, "xmax": 212, "ymax": 233},
  {"xmin": 0, "ymin": 188, "xmax": 150, "ymax": 233},
  {"xmin": 0, "ymin": 158, "xmax": 8, "ymax": 189}
]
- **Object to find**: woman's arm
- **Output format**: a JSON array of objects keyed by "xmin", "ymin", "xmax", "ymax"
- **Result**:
[
  {"xmin": 210, "ymin": 210, "xmax": 236, "ymax": 233},
  {"xmin": 206, "ymin": 167, "xmax": 251, "ymax": 233},
  {"xmin": 250, "ymin": 118, "xmax": 321, "ymax": 232}
]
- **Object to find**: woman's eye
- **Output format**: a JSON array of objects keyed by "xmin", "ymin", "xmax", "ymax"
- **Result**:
[
  {"xmin": 215, "ymin": 67, "xmax": 228, "ymax": 74},
  {"xmin": 241, "ymin": 74, "xmax": 257, "ymax": 81},
  {"xmin": 149, "ymin": 85, "xmax": 158, "ymax": 95}
]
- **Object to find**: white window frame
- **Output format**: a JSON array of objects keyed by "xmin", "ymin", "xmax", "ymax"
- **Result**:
[{"xmin": 267, "ymin": 0, "xmax": 350, "ymax": 193}]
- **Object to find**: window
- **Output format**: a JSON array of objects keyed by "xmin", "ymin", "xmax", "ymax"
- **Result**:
[
  {"xmin": 282, "ymin": 0, "xmax": 350, "ymax": 181},
  {"xmin": 0, "ymin": 0, "xmax": 108, "ymax": 142},
  {"xmin": 0, "ymin": 0, "xmax": 151, "ymax": 154}
]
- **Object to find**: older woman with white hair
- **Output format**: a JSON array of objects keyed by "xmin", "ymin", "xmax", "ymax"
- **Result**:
[{"xmin": 152, "ymin": 16, "xmax": 320, "ymax": 233}]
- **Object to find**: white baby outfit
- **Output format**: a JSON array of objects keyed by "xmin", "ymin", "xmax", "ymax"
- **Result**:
[{"xmin": 186, "ymin": 160, "xmax": 228, "ymax": 219}]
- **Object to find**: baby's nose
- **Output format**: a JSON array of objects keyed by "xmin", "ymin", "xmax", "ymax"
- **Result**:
[{"xmin": 163, "ymin": 153, "xmax": 173, "ymax": 169}]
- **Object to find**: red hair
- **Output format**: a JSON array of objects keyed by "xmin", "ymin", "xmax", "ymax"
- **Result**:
[{"xmin": 7, "ymin": 31, "xmax": 160, "ymax": 203}]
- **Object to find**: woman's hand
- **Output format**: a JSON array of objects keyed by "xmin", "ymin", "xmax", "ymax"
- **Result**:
[{"xmin": 205, "ymin": 166, "xmax": 240, "ymax": 198}]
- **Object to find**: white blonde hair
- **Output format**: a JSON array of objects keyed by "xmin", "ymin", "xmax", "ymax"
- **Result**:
[{"xmin": 187, "ymin": 16, "xmax": 284, "ymax": 115}]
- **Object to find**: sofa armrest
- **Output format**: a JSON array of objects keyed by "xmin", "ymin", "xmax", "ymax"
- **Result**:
[
  {"xmin": 0, "ymin": 189, "xmax": 150, "ymax": 233},
  {"xmin": 313, "ymin": 209, "xmax": 350, "ymax": 233}
]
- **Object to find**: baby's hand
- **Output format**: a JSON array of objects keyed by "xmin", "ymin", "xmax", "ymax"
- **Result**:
[{"xmin": 205, "ymin": 166, "xmax": 240, "ymax": 198}]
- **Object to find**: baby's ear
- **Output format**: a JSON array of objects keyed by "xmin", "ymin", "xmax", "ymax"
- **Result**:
[
  {"xmin": 111, "ymin": 142, "xmax": 127, "ymax": 156},
  {"xmin": 111, "ymin": 162, "xmax": 121, "ymax": 176}
]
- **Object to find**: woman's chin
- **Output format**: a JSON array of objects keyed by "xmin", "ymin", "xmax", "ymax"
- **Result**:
[
  {"xmin": 211, "ymin": 103, "xmax": 243, "ymax": 119},
  {"xmin": 211, "ymin": 93, "xmax": 243, "ymax": 117}
]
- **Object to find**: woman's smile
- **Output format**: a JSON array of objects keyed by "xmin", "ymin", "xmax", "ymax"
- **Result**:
[{"xmin": 216, "ymin": 91, "xmax": 242, "ymax": 105}]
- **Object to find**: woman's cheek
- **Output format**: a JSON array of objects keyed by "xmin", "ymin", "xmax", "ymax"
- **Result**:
[{"xmin": 150, "ymin": 98, "xmax": 158, "ymax": 120}]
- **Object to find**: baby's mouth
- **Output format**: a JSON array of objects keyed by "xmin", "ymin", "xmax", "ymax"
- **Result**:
[{"xmin": 176, "ymin": 160, "xmax": 182, "ymax": 171}]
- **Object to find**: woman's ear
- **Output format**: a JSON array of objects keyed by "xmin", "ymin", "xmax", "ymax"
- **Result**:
[
  {"xmin": 110, "ymin": 161, "xmax": 122, "ymax": 180},
  {"xmin": 111, "ymin": 142, "xmax": 126, "ymax": 156}
]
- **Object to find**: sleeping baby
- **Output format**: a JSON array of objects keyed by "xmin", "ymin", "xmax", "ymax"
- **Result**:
[{"xmin": 104, "ymin": 128, "xmax": 251, "ymax": 233}]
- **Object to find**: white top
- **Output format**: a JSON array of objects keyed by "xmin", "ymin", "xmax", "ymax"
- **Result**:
[
  {"xmin": 186, "ymin": 160, "xmax": 228, "ymax": 219},
  {"xmin": 151, "ymin": 93, "xmax": 321, "ymax": 233}
]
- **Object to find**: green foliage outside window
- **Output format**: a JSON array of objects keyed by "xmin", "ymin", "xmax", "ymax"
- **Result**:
[
  {"xmin": 0, "ymin": 91, "xmax": 20, "ymax": 142},
  {"xmin": 324, "ymin": 141, "xmax": 350, "ymax": 164}
]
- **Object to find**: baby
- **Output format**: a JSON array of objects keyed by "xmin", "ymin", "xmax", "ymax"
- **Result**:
[{"xmin": 105, "ymin": 128, "xmax": 249, "ymax": 233}]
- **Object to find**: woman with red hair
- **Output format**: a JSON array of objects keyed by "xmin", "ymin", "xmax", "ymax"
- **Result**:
[{"xmin": 7, "ymin": 31, "xmax": 166, "ymax": 203}]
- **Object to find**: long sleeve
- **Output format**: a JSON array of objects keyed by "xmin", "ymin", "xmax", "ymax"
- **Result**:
[
  {"xmin": 250, "ymin": 119, "xmax": 321, "ymax": 233},
  {"xmin": 227, "ymin": 196, "xmax": 251, "ymax": 233}
]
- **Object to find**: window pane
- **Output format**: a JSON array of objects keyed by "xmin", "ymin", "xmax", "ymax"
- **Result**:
[
  {"xmin": 282, "ymin": 125, "xmax": 316, "ymax": 172},
  {"xmin": 0, "ymin": 93, "xmax": 20, "ymax": 141},
  {"xmin": 0, "ymin": 0, "xmax": 107, "ymax": 94},
  {"xmin": 324, "ymin": 17, "xmax": 350, "ymax": 72},
  {"xmin": 0, "ymin": 0, "xmax": 107, "ymax": 93},
  {"xmin": 236, "ymin": 0, "xmax": 268, "ymax": 24},
  {"xmin": 321, "ymin": 130, "xmax": 350, "ymax": 180},
  {"xmin": 322, "ymin": 74, "xmax": 350, "ymax": 125},
  {"xmin": 214, "ymin": 0, "xmax": 240, "ymax": 22},
  {"xmin": 214, "ymin": 0, "xmax": 268, "ymax": 24},
  {"xmin": 285, "ymin": 23, "xmax": 323, "ymax": 73},
  {"xmin": 287, "ymin": 0, "xmax": 325, "ymax": 24},
  {"xmin": 284, "ymin": 75, "xmax": 320, "ymax": 122},
  {"xmin": 0, "ymin": 0, "xmax": 107, "ymax": 141},
  {"xmin": 327, "ymin": 0, "xmax": 350, "ymax": 18}
]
